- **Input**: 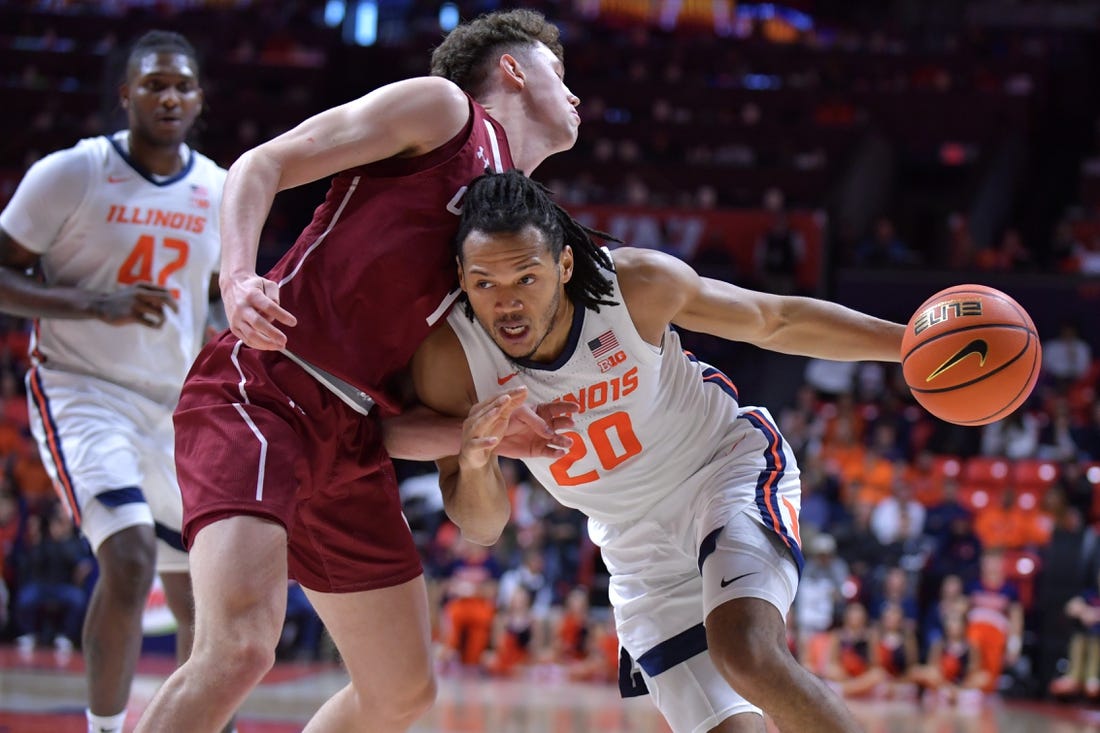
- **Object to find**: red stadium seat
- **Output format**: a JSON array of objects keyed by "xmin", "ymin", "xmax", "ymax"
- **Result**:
[
  {"xmin": 962, "ymin": 457, "xmax": 1012, "ymax": 489},
  {"xmin": 1012, "ymin": 459, "xmax": 1060, "ymax": 490},
  {"xmin": 931, "ymin": 454, "xmax": 964, "ymax": 482}
]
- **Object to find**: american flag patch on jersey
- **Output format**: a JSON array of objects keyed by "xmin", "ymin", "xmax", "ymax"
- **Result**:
[{"xmin": 587, "ymin": 330, "xmax": 619, "ymax": 359}]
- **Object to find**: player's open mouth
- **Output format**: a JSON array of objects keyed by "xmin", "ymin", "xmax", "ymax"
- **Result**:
[{"xmin": 498, "ymin": 323, "xmax": 529, "ymax": 341}]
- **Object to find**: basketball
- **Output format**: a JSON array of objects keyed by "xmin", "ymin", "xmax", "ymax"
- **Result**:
[{"xmin": 901, "ymin": 284, "xmax": 1041, "ymax": 426}]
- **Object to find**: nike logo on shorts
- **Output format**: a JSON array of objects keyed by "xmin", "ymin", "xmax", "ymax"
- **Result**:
[{"xmin": 720, "ymin": 572, "xmax": 757, "ymax": 588}]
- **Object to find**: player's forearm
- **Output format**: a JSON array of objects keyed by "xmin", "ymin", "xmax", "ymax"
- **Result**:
[
  {"xmin": 381, "ymin": 405, "xmax": 462, "ymax": 460},
  {"xmin": 761, "ymin": 297, "xmax": 905, "ymax": 363},
  {"xmin": 219, "ymin": 148, "xmax": 281, "ymax": 281},
  {"xmin": 0, "ymin": 268, "xmax": 106, "ymax": 320},
  {"xmin": 441, "ymin": 462, "xmax": 511, "ymax": 546}
]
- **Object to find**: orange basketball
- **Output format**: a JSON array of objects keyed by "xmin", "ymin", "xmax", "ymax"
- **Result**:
[{"xmin": 901, "ymin": 284, "xmax": 1041, "ymax": 426}]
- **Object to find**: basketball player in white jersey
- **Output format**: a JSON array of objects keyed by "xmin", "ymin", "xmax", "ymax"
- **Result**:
[
  {"xmin": 412, "ymin": 170, "xmax": 906, "ymax": 733},
  {"xmin": 0, "ymin": 32, "xmax": 228, "ymax": 733}
]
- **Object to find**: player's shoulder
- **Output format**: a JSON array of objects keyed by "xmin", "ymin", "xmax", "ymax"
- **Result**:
[
  {"xmin": 23, "ymin": 135, "xmax": 105, "ymax": 182},
  {"xmin": 612, "ymin": 247, "xmax": 694, "ymax": 290}
]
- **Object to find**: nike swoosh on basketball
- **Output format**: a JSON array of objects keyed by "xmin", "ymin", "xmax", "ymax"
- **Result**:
[
  {"xmin": 107, "ymin": 175, "xmax": 131, "ymax": 183},
  {"xmin": 497, "ymin": 371, "xmax": 519, "ymax": 385},
  {"xmin": 720, "ymin": 572, "xmax": 757, "ymax": 588},
  {"xmin": 926, "ymin": 338, "xmax": 989, "ymax": 382}
]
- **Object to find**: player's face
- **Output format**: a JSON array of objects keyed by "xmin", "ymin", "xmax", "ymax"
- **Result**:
[
  {"xmin": 122, "ymin": 52, "xmax": 203, "ymax": 147},
  {"xmin": 519, "ymin": 43, "xmax": 580, "ymax": 152},
  {"xmin": 459, "ymin": 224, "xmax": 574, "ymax": 363}
]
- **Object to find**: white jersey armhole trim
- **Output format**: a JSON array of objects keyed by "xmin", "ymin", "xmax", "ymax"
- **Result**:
[
  {"xmin": 277, "ymin": 175, "xmax": 360, "ymax": 287},
  {"xmin": 482, "ymin": 120, "xmax": 504, "ymax": 173}
]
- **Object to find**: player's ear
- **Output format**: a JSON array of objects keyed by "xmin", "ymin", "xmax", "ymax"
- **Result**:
[
  {"xmin": 119, "ymin": 83, "xmax": 130, "ymax": 109},
  {"xmin": 561, "ymin": 246, "xmax": 574, "ymax": 284},
  {"xmin": 498, "ymin": 53, "xmax": 524, "ymax": 90}
]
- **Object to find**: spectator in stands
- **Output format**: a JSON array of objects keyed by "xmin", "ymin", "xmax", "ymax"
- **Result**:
[
  {"xmin": 824, "ymin": 600, "xmax": 887, "ymax": 698},
  {"xmin": 910, "ymin": 610, "xmax": 988, "ymax": 705},
  {"xmin": 1037, "ymin": 397, "xmax": 1082, "ymax": 462},
  {"xmin": 497, "ymin": 547, "xmax": 553, "ymax": 621},
  {"xmin": 804, "ymin": 359, "xmax": 858, "ymax": 403},
  {"xmin": 754, "ymin": 187, "xmax": 805, "ymax": 295},
  {"xmin": 870, "ymin": 468, "xmax": 926, "ymax": 545},
  {"xmin": 974, "ymin": 227, "xmax": 1033, "ymax": 272},
  {"xmin": 966, "ymin": 549, "xmax": 1024, "ymax": 692},
  {"xmin": 552, "ymin": 585, "xmax": 593, "ymax": 663},
  {"xmin": 1073, "ymin": 400, "xmax": 1100, "ymax": 461},
  {"xmin": 923, "ymin": 574, "xmax": 970, "ymax": 651},
  {"xmin": 974, "ymin": 488, "xmax": 1047, "ymax": 551},
  {"xmin": 854, "ymin": 216, "xmax": 916, "ymax": 268},
  {"xmin": 1055, "ymin": 459, "xmax": 1096, "ymax": 521},
  {"xmin": 542, "ymin": 503, "xmax": 587, "ymax": 603},
  {"xmin": 793, "ymin": 533, "xmax": 849, "ymax": 672},
  {"xmin": 1049, "ymin": 567, "xmax": 1100, "ymax": 699},
  {"xmin": 440, "ymin": 539, "xmax": 502, "ymax": 667},
  {"xmin": 923, "ymin": 477, "xmax": 973, "ymax": 547},
  {"xmin": 980, "ymin": 411, "xmax": 1040, "ymax": 459},
  {"xmin": 1042, "ymin": 321, "xmax": 1093, "ymax": 389},
  {"xmin": 874, "ymin": 601, "xmax": 919, "ymax": 697},
  {"xmin": 484, "ymin": 585, "xmax": 542, "ymax": 677},
  {"xmin": 13, "ymin": 502, "xmax": 92, "ymax": 651}
]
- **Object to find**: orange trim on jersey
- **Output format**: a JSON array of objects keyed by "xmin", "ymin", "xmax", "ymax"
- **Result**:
[
  {"xmin": 749, "ymin": 410, "xmax": 792, "ymax": 552},
  {"xmin": 27, "ymin": 367, "xmax": 81, "ymax": 524},
  {"xmin": 704, "ymin": 372, "xmax": 738, "ymax": 392},
  {"xmin": 782, "ymin": 496, "xmax": 802, "ymax": 547}
]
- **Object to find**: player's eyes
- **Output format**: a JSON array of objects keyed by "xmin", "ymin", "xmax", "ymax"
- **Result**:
[{"xmin": 519, "ymin": 275, "xmax": 536, "ymax": 285}]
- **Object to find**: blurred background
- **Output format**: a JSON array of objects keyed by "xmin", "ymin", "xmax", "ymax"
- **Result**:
[{"xmin": 2, "ymin": 0, "xmax": 1100, "ymax": 720}]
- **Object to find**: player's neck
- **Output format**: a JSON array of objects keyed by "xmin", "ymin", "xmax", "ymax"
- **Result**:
[
  {"xmin": 128, "ymin": 133, "xmax": 187, "ymax": 177},
  {"xmin": 478, "ymin": 97, "xmax": 561, "ymax": 175}
]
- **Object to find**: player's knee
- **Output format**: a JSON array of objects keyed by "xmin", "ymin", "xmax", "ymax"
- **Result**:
[
  {"xmin": 97, "ymin": 532, "xmax": 157, "ymax": 604},
  {"xmin": 708, "ymin": 619, "xmax": 787, "ymax": 696},
  {"xmin": 372, "ymin": 669, "xmax": 437, "ymax": 725},
  {"xmin": 218, "ymin": 636, "xmax": 277, "ymax": 688}
]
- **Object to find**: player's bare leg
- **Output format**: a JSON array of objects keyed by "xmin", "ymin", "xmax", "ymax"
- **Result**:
[
  {"xmin": 85, "ymin": 524, "xmax": 157, "ymax": 719},
  {"xmin": 301, "ymin": 576, "xmax": 436, "ymax": 733},
  {"xmin": 707, "ymin": 598, "xmax": 864, "ymax": 733},
  {"xmin": 135, "ymin": 516, "xmax": 288, "ymax": 733}
]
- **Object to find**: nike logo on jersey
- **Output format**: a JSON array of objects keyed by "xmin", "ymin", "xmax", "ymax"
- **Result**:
[
  {"xmin": 720, "ymin": 572, "xmax": 757, "ymax": 588},
  {"xmin": 926, "ymin": 339, "xmax": 989, "ymax": 382},
  {"xmin": 107, "ymin": 175, "xmax": 131, "ymax": 183},
  {"xmin": 497, "ymin": 371, "xmax": 519, "ymax": 386}
]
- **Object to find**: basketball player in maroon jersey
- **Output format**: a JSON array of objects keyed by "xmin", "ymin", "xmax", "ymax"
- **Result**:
[{"xmin": 137, "ymin": 10, "xmax": 580, "ymax": 732}]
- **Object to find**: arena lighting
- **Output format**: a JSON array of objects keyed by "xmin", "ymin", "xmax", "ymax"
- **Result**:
[
  {"xmin": 1015, "ymin": 556, "xmax": 1036, "ymax": 575},
  {"xmin": 324, "ymin": 0, "xmax": 345, "ymax": 27},
  {"xmin": 352, "ymin": 1, "xmax": 377, "ymax": 47},
  {"xmin": 440, "ymin": 3, "xmax": 459, "ymax": 32}
]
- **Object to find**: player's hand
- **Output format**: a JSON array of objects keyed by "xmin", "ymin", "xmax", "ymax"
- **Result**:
[
  {"xmin": 221, "ymin": 272, "xmax": 297, "ymax": 350},
  {"xmin": 458, "ymin": 389, "xmax": 527, "ymax": 472},
  {"xmin": 498, "ymin": 392, "xmax": 577, "ymax": 459},
  {"xmin": 94, "ymin": 282, "xmax": 179, "ymax": 328}
]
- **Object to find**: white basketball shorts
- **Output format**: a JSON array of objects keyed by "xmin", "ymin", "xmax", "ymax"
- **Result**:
[{"xmin": 27, "ymin": 366, "xmax": 188, "ymax": 572}]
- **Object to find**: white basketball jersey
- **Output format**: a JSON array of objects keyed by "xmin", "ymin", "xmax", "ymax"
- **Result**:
[
  {"xmin": 449, "ymin": 267, "xmax": 753, "ymax": 527},
  {"xmin": 2, "ymin": 133, "xmax": 224, "ymax": 406}
]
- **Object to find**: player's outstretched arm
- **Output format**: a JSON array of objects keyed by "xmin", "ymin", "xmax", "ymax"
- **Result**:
[
  {"xmin": 220, "ymin": 76, "xmax": 471, "ymax": 349},
  {"xmin": 615, "ymin": 247, "xmax": 905, "ymax": 363}
]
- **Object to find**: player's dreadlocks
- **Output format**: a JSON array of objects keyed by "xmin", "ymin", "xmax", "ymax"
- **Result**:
[
  {"xmin": 455, "ymin": 170, "xmax": 618, "ymax": 315},
  {"xmin": 126, "ymin": 30, "xmax": 200, "ymax": 80}
]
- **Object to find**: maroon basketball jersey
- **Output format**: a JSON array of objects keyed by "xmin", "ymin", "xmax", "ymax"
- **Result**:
[{"xmin": 266, "ymin": 98, "xmax": 513, "ymax": 415}]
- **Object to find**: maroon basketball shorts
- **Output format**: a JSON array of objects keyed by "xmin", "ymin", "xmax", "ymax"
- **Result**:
[{"xmin": 174, "ymin": 335, "xmax": 422, "ymax": 593}]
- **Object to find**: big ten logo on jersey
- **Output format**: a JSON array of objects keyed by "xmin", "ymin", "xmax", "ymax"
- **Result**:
[
  {"xmin": 597, "ymin": 349, "xmax": 626, "ymax": 373},
  {"xmin": 913, "ymin": 299, "xmax": 983, "ymax": 335}
]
